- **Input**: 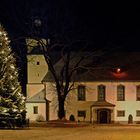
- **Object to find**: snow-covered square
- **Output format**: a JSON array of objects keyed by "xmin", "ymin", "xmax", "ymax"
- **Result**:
[{"xmin": 1, "ymin": 125, "xmax": 140, "ymax": 140}]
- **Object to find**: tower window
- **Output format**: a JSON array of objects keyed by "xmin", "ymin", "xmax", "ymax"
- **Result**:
[
  {"xmin": 36, "ymin": 61, "xmax": 40, "ymax": 65},
  {"xmin": 33, "ymin": 106, "xmax": 38, "ymax": 114}
]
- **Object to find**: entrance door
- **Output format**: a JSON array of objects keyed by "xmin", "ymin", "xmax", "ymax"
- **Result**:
[
  {"xmin": 97, "ymin": 109, "xmax": 111, "ymax": 124},
  {"xmin": 100, "ymin": 110, "xmax": 108, "ymax": 123}
]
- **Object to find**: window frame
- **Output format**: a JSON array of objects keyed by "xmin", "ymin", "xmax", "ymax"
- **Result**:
[
  {"xmin": 136, "ymin": 85, "xmax": 140, "ymax": 101},
  {"xmin": 117, "ymin": 85, "xmax": 125, "ymax": 101},
  {"xmin": 117, "ymin": 110, "xmax": 125, "ymax": 117},
  {"xmin": 77, "ymin": 85, "xmax": 86, "ymax": 101},
  {"xmin": 36, "ymin": 61, "xmax": 40, "ymax": 65},
  {"xmin": 33, "ymin": 106, "xmax": 38, "ymax": 114},
  {"xmin": 98, "ymin": 85, "xmax": 106, "ymax": 101},
  {"xmin": 77, "ymin": 110, "xmax": 86, "ymax": 117},
  {"xmin": 136, "ymin": 110, "xmax": 140, "ymax": 117}
]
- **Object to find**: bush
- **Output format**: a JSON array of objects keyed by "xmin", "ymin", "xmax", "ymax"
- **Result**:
[{"xmin": 36, "ymin": 115, "xmax": 45, "ymax": 122}]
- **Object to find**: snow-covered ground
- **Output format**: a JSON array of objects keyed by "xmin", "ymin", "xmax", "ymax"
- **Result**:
[{"xmin": 1, "ymin": 126, "xmax": 140, "ymax": 140}]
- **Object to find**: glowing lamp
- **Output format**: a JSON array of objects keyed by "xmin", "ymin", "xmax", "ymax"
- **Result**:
[{"xmin": 116, "ymin": 68, "xmax": 121, "ymax": 73}]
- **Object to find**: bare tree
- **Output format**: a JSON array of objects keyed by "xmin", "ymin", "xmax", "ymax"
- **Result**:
[
  {"xmin": 29, "ymin": 37, "xmax": 109, "ymax": 120},
  {"xmin": 0, "ymin": 1, "xmax": 116, "ymax": 120}
]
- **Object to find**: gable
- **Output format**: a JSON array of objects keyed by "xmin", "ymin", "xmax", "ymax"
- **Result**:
[{"xmin": 26, "ymin": 89, "xmax": 48, "ymax": 103}]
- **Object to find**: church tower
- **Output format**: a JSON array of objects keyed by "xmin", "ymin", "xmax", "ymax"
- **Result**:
[{"xmin": 26, "ymin": 38, "xmax": 49, "ymax": 121}]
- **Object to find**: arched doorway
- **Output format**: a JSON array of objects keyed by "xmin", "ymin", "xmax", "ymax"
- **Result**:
[
  {"xmin": 97, "ymin": 109, "xmax": 111, "ymax": 124},
  {"xmin": 128, "ymin": 114, "xmax": 133, "ymax": 124}
]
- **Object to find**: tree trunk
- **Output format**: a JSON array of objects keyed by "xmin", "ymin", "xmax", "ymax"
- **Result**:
[{"xmin": 58, "ymin": 97, "xmax": 65, "ymax": 120}]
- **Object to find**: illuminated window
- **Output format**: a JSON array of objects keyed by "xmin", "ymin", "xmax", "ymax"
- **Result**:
[
  {"xmin": 78, "ymin": 85, "xmax": 86, "ymax": 101},
  {"xmin": 33, "ymin": 106, "xmax": 38, "ymax": 114},
  {"xmin": 77, "ymin": 110, "xmax": 86, "ymax": 117},
  {"xmin": 136, "ymin": 110, "xmax": 140, "ymax": 116},
  {"xmin": 117, "ymin": 85, "xmax": 125, "ymax": 101},
  {"xmin": 117, "ymin": 110, "xmax": 125, "ymax": 117},
  {"xmin": 136, "ymin": 86, "xmax": 140, "ymax": 101},
  {"xmin": 98, "ymin": 85, "xmax": 106, "ymax": 101}
]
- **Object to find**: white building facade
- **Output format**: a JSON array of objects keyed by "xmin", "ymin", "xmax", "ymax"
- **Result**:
[{"xmin": 26, "ymin": 39, "xmax": 140, "ymax": 124}]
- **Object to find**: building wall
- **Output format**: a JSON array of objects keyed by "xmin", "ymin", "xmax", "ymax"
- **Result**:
[
  {"xmin": 27, "ymin": 84, "xmax": 44, "ymax": 98},
  {"xmin": 27, "ymin": 55, "xmax": 48, "ymax": 84},
  {"xmin": 26, "ymin": 103, "xmax": 46, "ymax": 121},
  {"xmin": 44, "ymin": 81, "xmax": 140, "ymax": 123},
  {"xmin": 26, "ymin": 53, "xmax": 140, "ymax": 123},
  {"xmin": 26, "ymin": 54, "xmax": 48, "ymax": 121}
]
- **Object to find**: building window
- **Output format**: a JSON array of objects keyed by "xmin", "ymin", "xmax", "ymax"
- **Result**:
[
  {"xmin": 117, "ymin": 85, "xmax": 125, "ymax": 101},
  {"xmin": 136, "ymin": 86, "xmax": 140, "ymax": 101},
  {"xmin": 36, "ymin": 61, "xmax": 40, "ymax": 65},
  {"xmin": 136, "ymin": 110, "xmax": 140, "ymax": 116},
  {"xmin": 117, "ymin": 110, "xmax": 125, "ymax": 117},
  {"xmin": 33, "ymin": 106, "xmax": 38, "ymax": 114},
  {"xmin": 77, "ymin": 110, "xmax": 86, "ymax": 117},
  {"xmin": 98, "ymin": 85, "xmax": 106, "ymax": 101},
  {"xmin": 78, "ymin": 85, "xmax": 86, "ymax": 101}
]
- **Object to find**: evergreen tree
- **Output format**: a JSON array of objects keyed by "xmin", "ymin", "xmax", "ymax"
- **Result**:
[{"xmin": 0, "ymin": 24, "xmax": 26, "ymax": 122}]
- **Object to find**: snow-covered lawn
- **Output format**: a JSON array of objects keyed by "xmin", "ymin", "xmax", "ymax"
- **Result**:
[{"xmin": 1, "ymin": 125, "xmax": 140, "ymax": 140}]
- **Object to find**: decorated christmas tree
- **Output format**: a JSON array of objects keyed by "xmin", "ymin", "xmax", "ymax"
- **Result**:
[{"xmin": 0, "ymin": 24, "xmax": 26, "ymax": 123}]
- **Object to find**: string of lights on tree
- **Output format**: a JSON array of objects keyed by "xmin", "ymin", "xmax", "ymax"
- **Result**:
[{"xmin": 0, "ymin": 24, "xmax": 26, "ymax": 119}]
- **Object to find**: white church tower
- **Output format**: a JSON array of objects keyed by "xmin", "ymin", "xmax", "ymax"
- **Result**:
[{"xmin": 26, "ymin": 38, "xmax": 50, "ymax": 121}]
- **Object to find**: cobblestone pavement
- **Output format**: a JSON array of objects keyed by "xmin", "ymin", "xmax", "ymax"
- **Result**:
[{"xmin": 1, "ymin": 125, "xmax": 140, "ymax": 140}]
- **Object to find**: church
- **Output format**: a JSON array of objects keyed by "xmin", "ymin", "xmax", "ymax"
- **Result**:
[{"xmin": 26, "ymin": 38, "xmax": 140, "ymax": 124}]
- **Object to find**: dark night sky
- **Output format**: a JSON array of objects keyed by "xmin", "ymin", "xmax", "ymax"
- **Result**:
[
  {"xmin": 0, "ymin": 0, "xmax": 140, "ymax": 51},
  {"xmin": 1, "ymin": 0, "xmax": 140, "ymax": 93}
]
